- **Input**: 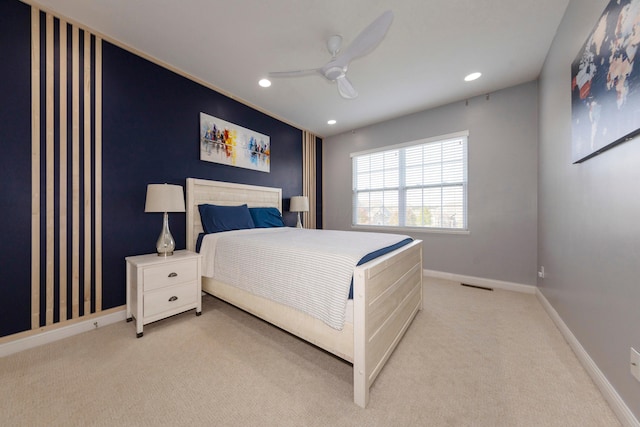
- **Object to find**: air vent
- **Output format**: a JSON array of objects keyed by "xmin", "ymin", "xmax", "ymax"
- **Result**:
[{"xmin": 461, "ymin": 283, "xmax": 493, "ymax": 291}]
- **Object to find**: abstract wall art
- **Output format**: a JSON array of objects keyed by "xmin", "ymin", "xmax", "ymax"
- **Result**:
[{"xmin": 200, "ymin": 112, "xmax": 270, "ymax": 172}]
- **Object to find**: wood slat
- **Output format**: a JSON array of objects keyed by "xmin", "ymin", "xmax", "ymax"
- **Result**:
[
  {"xmin": 365, "ymin": 286, "xmax": 421, "ymax": 381},
  {"xmin": 29, "ymin": 9, "xmax": 104, "ymax": 329},
  {"xmin": 94, "ymin": 37, "xmax": 102, "ymax": 311},
  {"xmin": 59, "ymin": 19, "xmax": 68, "ymax": 322},
  {"xmin": 302, "ymin": 131, "xmax": 316, "ymax": 229},
  {"xmin": 366, "ymin": 240, "xmax": 421, "ymax": 281},
  {"xmin": 45, "ymin": 13, "xmax": 55, "ymax": 325},
  {"xmin": 31, "ymin": 7, "xmax": 41, "ymax": 329},
  {"xmin": 365, "ymin": 246, "xmax": 421, "ymax": 302},
  {"xmin": 366, "ymin": 265, "xmax": 422, "ymax": 338},
  {"xmin": 71, "ymin": 24, "xmax": 80, "ymax": 319},
  {"xmin": 83, "ymin": 30, "xmax": 92, "ymax": 315}
]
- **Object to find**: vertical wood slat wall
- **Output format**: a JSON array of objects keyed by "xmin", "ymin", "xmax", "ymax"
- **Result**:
[
  {"xmin": 302, "ymin": 131, "xmax": 317, "ymax": 229},
  {"xmin": 31, "ymin": 7, "xmax": 103, "ymax": 329}
]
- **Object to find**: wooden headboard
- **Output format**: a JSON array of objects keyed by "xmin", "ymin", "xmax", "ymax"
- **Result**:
[{"xmin": 185, "ymin": 178, "xmax": 283, "ymax": 251}]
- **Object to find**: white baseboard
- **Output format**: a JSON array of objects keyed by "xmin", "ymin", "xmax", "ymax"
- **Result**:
[
  {"xmin": 536, "ymin": 290, "xmax": 639, "ymax": 427},
  {"xmin": 0, "ymin": 309, "xmax": 126, "ymax": 358},
  {"xmin": 423, "ymin": 269, "xmax": 537, "ymax": 294}
]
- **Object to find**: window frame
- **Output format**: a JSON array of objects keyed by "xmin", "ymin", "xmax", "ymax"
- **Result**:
[{"xmin": 350, "ymin": 130, "xmax": 469, "ymax": 233}]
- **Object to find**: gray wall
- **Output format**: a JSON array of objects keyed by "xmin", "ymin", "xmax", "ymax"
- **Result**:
[
  {"xmin": 323, "ymin": 82, "xmax": 539, "ymax": 285},
  {"xmin": 539, "ymin": 0, "xmax": 640, "ymax": 419}
]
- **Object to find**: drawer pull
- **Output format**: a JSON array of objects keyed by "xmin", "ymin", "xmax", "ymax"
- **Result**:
[
  {"xmin": 168, "ymin": 296, "xmax": 178, "ymax": 302},
  {"xmin": 168, "ymin": 272, "xmax": 178, "ymax": 278}
]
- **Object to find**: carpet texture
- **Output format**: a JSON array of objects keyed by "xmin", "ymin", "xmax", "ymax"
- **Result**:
[{"xmin": 0, "ymin": 278, "xmax": 620, "ymax": 426}]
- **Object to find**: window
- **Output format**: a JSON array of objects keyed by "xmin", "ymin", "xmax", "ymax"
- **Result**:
[{"xmin": 352, "ymin": 131, "xmax": 468, "ymax": 230}]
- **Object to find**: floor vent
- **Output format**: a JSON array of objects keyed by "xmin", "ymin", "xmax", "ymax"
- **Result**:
[{"xmin": 461, "ymin": 283, "xmax": 494, "ymax": 291}]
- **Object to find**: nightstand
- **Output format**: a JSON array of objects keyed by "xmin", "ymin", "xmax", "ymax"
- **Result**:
[{"xmin": 126, "ymin": 250, "xmax": 202, "ymax": 337}]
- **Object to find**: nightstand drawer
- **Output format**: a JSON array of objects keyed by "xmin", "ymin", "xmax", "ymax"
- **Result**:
[
  {"xmin": 143, "ymin": 259, "xmax": 198, "ymax": 291},
  {"xmin": 144, "ymin": 282, "xmax": 198, "ymax": 318}
]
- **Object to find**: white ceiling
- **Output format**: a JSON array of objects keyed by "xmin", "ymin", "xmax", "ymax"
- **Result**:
[{"xmin": 32, "ymin": 0, "xmax": 570, "ymax": 138}]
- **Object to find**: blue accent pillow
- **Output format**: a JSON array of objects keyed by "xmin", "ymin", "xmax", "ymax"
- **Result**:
[
  {"xmin": 198, "ymin": 204, "xmax": 255, "ymax": 234},
  {"xmin": 249, "ymin": 207, "xmax": 285, "ymax": 228}
]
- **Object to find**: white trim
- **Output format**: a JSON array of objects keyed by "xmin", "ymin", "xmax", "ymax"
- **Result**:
[
  {"xmin": 536, "ymin": 290, "xmax": 639, "ymax": 427},
  {"xmin": 353, "ymin": 225, "xmax": 470, "ymax": 235},
  {"xmin": 0, "ymin": 309, "xmax": 126, "ymax": 358},
  {"xmin": 423, "ymin": 269, "xmax": 536, "ymax": 294},
  {"xmin": 350, "ymin": 130, "xmax": 469, "ymax": 157}
]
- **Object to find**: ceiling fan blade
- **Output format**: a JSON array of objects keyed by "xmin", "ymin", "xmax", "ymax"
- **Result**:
[
  {"xmin": 268, "ymin": 68, "xmax": 320, "ymax": 78},
  {"xmin": 333, "ymin": 10, "xmax": 394, "ymax": 69},
  {"xmin": 336, "ymin": 75, "xmax": 358, "ymax": 99}
]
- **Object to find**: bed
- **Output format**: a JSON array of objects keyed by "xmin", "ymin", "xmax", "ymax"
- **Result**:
[{"xmin": 185, "ymin": 178, "xmax": 423, "ymax": 408}]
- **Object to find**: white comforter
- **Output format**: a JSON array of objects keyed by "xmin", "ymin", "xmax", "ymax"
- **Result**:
[{"xmin": 199, "ymin": 228, "xmax": 410, "ymax": 330}]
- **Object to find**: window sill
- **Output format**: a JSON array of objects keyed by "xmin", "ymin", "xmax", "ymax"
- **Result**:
[{"xmin": 351, "ymin": 225, "xmax": 470, "ymax": 235}]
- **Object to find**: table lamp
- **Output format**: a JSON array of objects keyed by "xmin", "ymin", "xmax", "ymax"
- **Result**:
[
  {"xmin": 290, "ymin": 196, "xmax": 309, "ymax": 228},
  {"xmin": 144, "ymin": 183, "xmax": 185, "ymax": 256}
]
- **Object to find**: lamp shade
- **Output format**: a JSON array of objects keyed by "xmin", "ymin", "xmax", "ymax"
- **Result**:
[
  {"xmin": 290, "ymin": 196, "xmax": 309, "ymax": 213},
  {"xmin": 144, "ymin": 184, "xmax": 185, "ymax": 213}
]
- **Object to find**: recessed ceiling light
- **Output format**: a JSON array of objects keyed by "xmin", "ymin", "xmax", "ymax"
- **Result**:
[
  {"xmin": 464, "ymin": 72, "xmax": 482, "ymax": 82},
  {"xmin": 327, "ymin": 119, "xmax": 337, "ymax": 125},
  {"xmin": 258, "ymin": 78, "xmax": 271, "ymax": 88}
]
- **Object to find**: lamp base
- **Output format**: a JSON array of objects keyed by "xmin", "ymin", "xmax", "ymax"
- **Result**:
[
  {"xmin": 156, "ymin": 212, "xmax": 176, "ymax": 256},
  {"xmin": 296, "ymin": 212, "xmax": 303, "ymax": 229}
]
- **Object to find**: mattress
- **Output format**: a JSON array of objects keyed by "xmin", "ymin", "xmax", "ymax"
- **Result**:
[{"xmin": 199, "ymin": 227, "xmax": 411, "ymax": 330}]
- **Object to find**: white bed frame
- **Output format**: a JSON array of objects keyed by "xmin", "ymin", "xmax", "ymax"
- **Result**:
[{"xmin": 186, "ymin": 178, "xmax": 423, "ymax": 407}]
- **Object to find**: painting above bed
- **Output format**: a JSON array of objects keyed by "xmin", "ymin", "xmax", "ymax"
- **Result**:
[
  {"xmin": 200, "ymin": 112, "xmax": 270, "ymax": 172},
  {"xmin": 571, "ymin": 0, "xmax": 640, "ymax": 163}
]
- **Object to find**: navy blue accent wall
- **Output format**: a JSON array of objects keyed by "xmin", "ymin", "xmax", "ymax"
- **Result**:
[
  {"xmin": 101, "ymin": 43, "xmax": 304, "ymax": 310},
  {"xmin": 0, "ymin": 0, "xmax": 32, "ymax": 337},
  {"xmin": 0, "ymin": 0, "xmax": 319, "ymax": 337}
]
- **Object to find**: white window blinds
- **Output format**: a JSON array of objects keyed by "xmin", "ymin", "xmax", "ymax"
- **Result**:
[{"xmin": 352, "ymin": 131, "xmax": 468, "ymax": 230}]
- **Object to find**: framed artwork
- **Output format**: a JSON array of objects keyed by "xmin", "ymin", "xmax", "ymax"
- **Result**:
[
  {"xmin": 571, "ymin": 0, "xmax": 640, "ymax": 163},
  {"xmin": 200, "ymin": 112, "xmax": 270, "ymax": 172}
]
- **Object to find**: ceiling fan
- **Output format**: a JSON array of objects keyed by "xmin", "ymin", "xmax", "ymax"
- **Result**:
[{"xmin": 268, "ymin": 10, "xmax": 394, "ymax": 99}]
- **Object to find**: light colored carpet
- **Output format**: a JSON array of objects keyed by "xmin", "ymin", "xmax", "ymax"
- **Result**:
[{"xmin": 0, "ymin": 278, "xmax": 620, "ymax": 426}]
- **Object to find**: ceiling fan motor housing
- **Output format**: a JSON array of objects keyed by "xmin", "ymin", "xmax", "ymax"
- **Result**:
[
  {"xmin": 324, "ymin": 66, "xmax": 346, "ymax": 81},
  {"xmin": 327, "ymin": 35, "xmax": 343, "ymax": 57}
]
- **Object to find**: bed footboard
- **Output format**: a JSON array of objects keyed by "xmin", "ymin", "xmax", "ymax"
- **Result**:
[{"xmin": 352, "ymin": 239, "xmax": 423, "ymax": 408}]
